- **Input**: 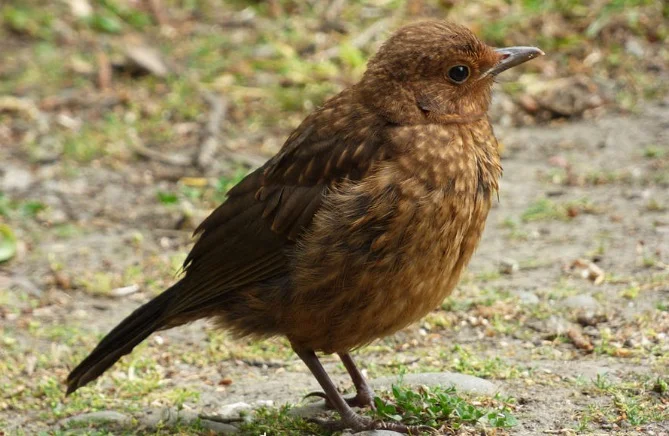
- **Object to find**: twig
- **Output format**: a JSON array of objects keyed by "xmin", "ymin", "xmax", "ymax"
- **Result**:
[
  {"xmin": 110, "ymin": 284, "xmax": 141, "ymax": 298},
  {"xmin": 128, "ymin": 128, "xmax": 192, "ymax": 166},
  {"xmin": 97, "ymin": 50, "xmax": 112, "ymax": 91},
  {"xmin": 196, "ymin": 91, "xmax": 228, "ymax": 170}
]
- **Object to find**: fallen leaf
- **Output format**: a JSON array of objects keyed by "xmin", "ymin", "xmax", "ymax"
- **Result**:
[
  {"xmin": 111, "ymin": 284, "xmax": 140, "ymax": 297},
  {"xmin": 124, "ymin": 45, "xmax": 169, "ymax": 78},
  {"xmin": 567, "ymin": 327, "xmax": 593, "ymax": 351},
  {"xmin": 564, "ymin": 259, "xmax": 605, "ymax": 285},
  {"xmin": 0, "ymin": 224, "xmax": 17, "ymax": 263}
]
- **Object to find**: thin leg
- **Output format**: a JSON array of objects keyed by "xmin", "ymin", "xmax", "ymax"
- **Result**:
[
  {"xmin": 294, "ymin": 348, "xmax": 426, "ymax": 433},
  {"xmin": 305, "ymin": 353, "xmax": 376, "ymax": 408},
  {"xmin": 294, "ymin": 348, "xmax": 371, "ymax": 431},
  {"xmin": 339, "ymin": 352, "xmax": 375, "ymax": 408}
]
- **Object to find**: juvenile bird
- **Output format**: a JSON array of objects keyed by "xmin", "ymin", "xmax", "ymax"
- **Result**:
[{"xmin": 66, "ymin": 20, "xmax": 542, "ymax": 433}]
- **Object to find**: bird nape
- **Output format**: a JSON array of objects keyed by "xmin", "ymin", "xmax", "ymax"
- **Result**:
[{"xmin": 66, "ymin": 20, "xmax": 542, "ymax": 433}]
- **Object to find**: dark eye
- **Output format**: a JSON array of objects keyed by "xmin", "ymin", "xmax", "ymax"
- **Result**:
[{"xmin": 447, "ymin": 65, "xmax": 470, "ymax": 83}]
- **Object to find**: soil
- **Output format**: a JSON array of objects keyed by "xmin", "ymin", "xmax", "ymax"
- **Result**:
[{"xmin": 1, "ymin": 100, "xmax": 667, "ymax": 435}]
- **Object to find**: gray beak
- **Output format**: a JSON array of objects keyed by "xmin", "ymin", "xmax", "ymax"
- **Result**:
[{"xmin": 484, "ymin": 46, "xmax": 544, "ymax": 77}]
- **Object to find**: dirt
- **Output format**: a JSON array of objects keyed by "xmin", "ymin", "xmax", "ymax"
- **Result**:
[
  {"xmin": 1, "ymin": 1, "xmax": 668, "ymax": 433},
  {"xmin": 1, "ymin": 99, "xmax": 667, "ymax": 435}
]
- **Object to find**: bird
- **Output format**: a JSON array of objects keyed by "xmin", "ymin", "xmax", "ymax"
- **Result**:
[{"xmin": 66, "ymin": 20, "xmax": 543, "ymax": 433}]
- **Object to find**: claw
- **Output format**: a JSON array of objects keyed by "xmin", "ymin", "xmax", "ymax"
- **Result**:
[
  {"xmin": 303, "ymin": 390, "xmax": 375, "ymax": 409},
  {"xmin": 303, "ymin": 391, "xmax": 328, "ymax": 401}
]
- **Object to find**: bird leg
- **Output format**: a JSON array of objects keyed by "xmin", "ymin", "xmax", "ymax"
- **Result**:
[
  {"xmin": 304, "ymin": 352, "xmax": 376, "ymax": 409},
  {"xmin": 295, "ymin": 348, "xmax": 423, "ymax": 434}
]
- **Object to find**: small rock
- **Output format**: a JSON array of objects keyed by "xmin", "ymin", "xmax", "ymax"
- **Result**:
[
  {"xmin": 625, "ymin": 37, "xmax": 645, "ymax": 58},
  {"xmin": 62, "ymin": 411, "xmax": 131, "ymax": 426},
  {"xmin": 200, "ymin": 420, "xmax": 239, "ymax": 434},
  {"xmin": 499, "ymin": 258, "xmax": 519, "ymax": 275},
  {"xmin": 522, "ymin": 76, "xmax": 604, "ymax": 118},
  {"xmin": 0, "ymin": 167, "xmax": 33, "ymax": 192},
  {"xmin": 68, "ymin": 0, "xmax": 92, "ymax": 18},
  {"xmin": 545, "ymin": 316, "xmax": 570, "ymax": 335},
  {"xmin": 215, "ymin": 401, "xmax": 253, "ymax": 419},
  {"xmin": 561, "ymin": 294, "xmax": 601, "ymax": 313},
  {"xmin": 371, "ymin": 372, "xmax": 497, "ymax": 396},
  {"xmin": 215, "ymin": 400, "xmax": 273, "ymax": 419},
  {"xmin": 289, "ymin": 402, "xmax": 328, "ymax": 419},
  {"xmin": 529, "ymin": 315, "xmax": 570, "ymax": 336},
  {"xmin": 515, "ymin": 291, "xmax": 539, "ymax": 305},
  {"xmin": 139, "ymin": 408, "xmax": 196, "ymax": 427},
  {"xmin": 124, "ymin": 44, "xmax": 169, "ymax": 78}
]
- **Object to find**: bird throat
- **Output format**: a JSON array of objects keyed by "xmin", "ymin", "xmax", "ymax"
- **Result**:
[{"xmin": 422, "ymin": 110, "xmax": 486, "ymax": 125}]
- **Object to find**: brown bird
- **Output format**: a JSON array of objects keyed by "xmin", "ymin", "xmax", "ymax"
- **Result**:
[{"xmin": 66, "ymin": 20, "xmax": 542, "ymax": 433}]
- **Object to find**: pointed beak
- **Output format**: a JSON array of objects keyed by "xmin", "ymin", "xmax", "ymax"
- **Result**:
[{"xmin": 483, "ymin": 46, "xmax": 544, "ymax": 77}]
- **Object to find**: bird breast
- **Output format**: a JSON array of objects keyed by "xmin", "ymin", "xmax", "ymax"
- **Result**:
[{"xmin": 286, "ymin": 121, "xmax": 501, "ymax": 353}]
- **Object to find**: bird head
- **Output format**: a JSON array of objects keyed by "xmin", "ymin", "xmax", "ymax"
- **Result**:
[{"xmin": 357, "ymin": 21, "xmax": 543, "ymax": 125}]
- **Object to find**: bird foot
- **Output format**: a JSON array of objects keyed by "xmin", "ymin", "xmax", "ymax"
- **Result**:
[
  {"xmin": 303, "ymin": 389, "xmax": 376, "ymax": 409},
  {"xmin": 308, "ymin": 413, "xmax": 435, "ymax": 434}
]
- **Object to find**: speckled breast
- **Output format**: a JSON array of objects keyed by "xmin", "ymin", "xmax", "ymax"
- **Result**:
[{"xmin": 286, "ymin": 121, "xmax": 501, "ymax": 353}]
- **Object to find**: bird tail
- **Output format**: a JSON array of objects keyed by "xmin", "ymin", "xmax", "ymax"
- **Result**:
[{"xmin": 66, "ymin": 281, "xmax": 182, "ymax": 395}]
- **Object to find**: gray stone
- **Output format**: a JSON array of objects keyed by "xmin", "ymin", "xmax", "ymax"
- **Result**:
[
  {"xmin": 215, "ymin": 401, "xmax": 253, "ymax": 418},
  {"xmin": 560, "ymin": 294, "xmax": 601, "ymax": 313},
  {"xmin": 370, "ymin": 372, "xmax": 498, "ymax": 396},
  {"xmin": 138, "ymin": 408, "xmax": 197, "ymax": 428},
  {"xmin": 200, "ymin": 419, "xmax": 239, "ymax": 433},
  {"xmin": 515, "ymin": 290, "xmax": 540, "ymax": 305},
  {"xmin": 215, "ymin": 399, "xmax": 274, "ymax": 419},
  {"xmin": 499, "ymin": 258, "xmax": 519, "ymax": 275},
  {"xmin": 289, "ymin": 402, "xmax": 328, "ymax": 418},
  {"xmin": 62, "ymin": 410, "xmax": 131, "ymax": 426},
  {"xmin": 541, "ymin": 315, "xmax": 570, "ymax": 335},
  {"xmin": 139, "ymin": 407, "xmax": 239, "ymax": 433},
  {"xmin": 0, "ymin": 167, "xmax": 33, "ymax": 192}
]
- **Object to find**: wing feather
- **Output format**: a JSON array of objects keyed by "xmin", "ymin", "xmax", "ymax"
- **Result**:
[{"xmin": 174, "ymin": 89, "xmax": 393, "ymax": 315}]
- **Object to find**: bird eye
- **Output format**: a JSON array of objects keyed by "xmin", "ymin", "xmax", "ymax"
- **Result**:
[{"xmin": 447, "ymin": 65, "xmax": 470, "ymax": 83}]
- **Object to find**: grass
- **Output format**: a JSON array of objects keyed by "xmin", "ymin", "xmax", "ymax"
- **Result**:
[
  {"xmin": 520, "ymin": 197, "xmax": 603, "ymax": 222},
  {"xmin": 1, "ymin": 0, "xmax": 668, "ymax": 434},
  {"xmin": 576, "ymin": 374, "xmax": 669, "ymax": 431},
  {"xmin": 238, "ymin": 384, "xmax": 517, "ymax": 435},
  {"xmin": 371, "ymin": 384, "xmax": 517, "ymax": 431}
]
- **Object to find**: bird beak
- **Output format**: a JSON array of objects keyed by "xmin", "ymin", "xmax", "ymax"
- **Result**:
[{"xmin": 483, "ymin": 46, "xmax": 544, "ymax": 77}]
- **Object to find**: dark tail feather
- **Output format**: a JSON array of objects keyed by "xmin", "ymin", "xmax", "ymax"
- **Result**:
[{"xmin": 66, "ymin": 281, "xmax": 182, "ymax": 395}]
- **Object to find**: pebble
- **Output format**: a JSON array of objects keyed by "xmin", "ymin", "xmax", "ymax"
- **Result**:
[
  {"xmin": 544, "ymin": 315, "xmax": 570, "ymax": 335},
  {"xmin": 515, "ymin": 290, "xmax": 540, "ymax": 305},
  {"xmin": 0, "ymin": 167, "xmax": 33, "ymax": 191},
  {"xmin": 61, "ymin": 410, "xmax": 131, "ymax": 426},
  {"xmin": 560, "ymin": 294, "xmax": 601, "ymax": 313},
  {"xmin": 200, "ymin": 420, "xmax": 239, "ymax": 434},
  {"xmin": 499, "ymin": 258, "xmax": 519, "ymax": 275}
]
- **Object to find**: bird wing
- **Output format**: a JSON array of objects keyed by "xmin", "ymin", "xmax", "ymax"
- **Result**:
[{"xmin": 170, "ymin": 91, "xmax": 390, "ymax": 315}]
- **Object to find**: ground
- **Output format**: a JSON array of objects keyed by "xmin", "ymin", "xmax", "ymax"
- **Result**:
[{"xmin": 1, "ymin": 1, "xmax": 668, "ymax": 435}]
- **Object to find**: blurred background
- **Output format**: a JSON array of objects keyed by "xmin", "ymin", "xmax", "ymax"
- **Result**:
[{"xmin": 1, "ymin": 1, "xmax": 668, "ymax": 434}]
